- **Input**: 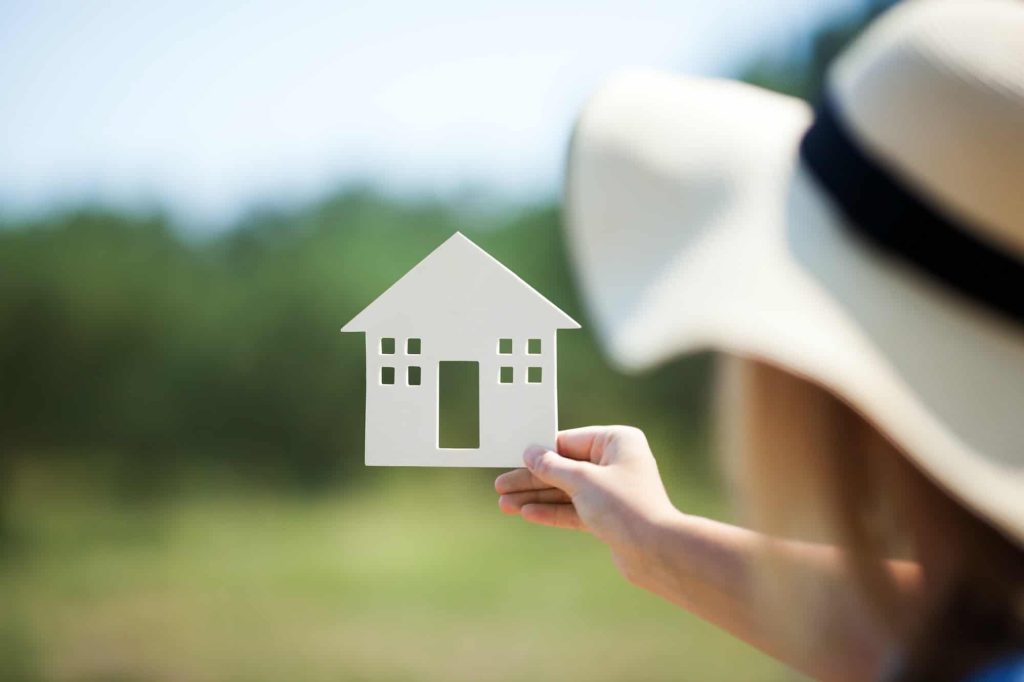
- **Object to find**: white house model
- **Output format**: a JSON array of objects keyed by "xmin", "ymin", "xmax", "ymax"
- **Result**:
[{"xmin": 341, "ymin": 232, "xmax": 580, "ymax": 467}]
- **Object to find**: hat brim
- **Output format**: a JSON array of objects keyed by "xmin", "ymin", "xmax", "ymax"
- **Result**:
[{"xmin": 564, "ymin": 70, "xmax": 1024, "ymax": 546}]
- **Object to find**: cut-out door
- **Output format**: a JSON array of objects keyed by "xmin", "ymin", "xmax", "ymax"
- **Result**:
[{"xmin": 437, "ymin": 361, "xmax": 480, "ymax": 449}]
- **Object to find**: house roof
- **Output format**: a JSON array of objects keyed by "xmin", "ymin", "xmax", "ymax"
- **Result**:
[{"xmin": 341, "ymin": 232, "xmax": 580, "ymax": 333}]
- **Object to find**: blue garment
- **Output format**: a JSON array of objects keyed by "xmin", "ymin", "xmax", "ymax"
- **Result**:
[{"xmin": 966, "ymin": 655, "xmax": 1024, "ymax": 682}]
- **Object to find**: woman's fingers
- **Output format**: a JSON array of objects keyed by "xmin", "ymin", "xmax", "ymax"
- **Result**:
[
  {"xmin": 520, "ymin": 503, "xmax": 583, "ymax": 530},
  {"xmin": 523, "ymin": 447, "xmax": 592, "ymax": 495},
  {"xmin": 494, "ymin": 430, "xmax": 613, "ymax": 496},
  {"xmin": 498, "ymin": 488, "xmax": 572, "ymax": 514},
  {"xmin": 556, "ymin": 426, "xmax": 608, "ymax": 462},
  {"xmin": 494, "ymin": 468, "xmax": 552, "ymax": 494}
]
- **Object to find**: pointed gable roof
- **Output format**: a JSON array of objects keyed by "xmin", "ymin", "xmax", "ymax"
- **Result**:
[{"xmin": 341, "ymin": 232, "xmax": 579, "ymax": 333}]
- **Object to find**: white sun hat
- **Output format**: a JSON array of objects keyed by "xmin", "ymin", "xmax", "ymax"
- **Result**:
[{"xmin": 564, "ymin": 0, "xmax": 1024, "ymax": 545}]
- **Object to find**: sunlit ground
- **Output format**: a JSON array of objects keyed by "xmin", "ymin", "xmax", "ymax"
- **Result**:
[{"xmin": 2, "ymin": 463, "xmax": 790, "ymax": 681}]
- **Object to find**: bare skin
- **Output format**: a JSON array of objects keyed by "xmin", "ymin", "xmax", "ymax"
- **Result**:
[{"xmin": 494, "ymin": 425, "xmax": 925, "ymax": 682}]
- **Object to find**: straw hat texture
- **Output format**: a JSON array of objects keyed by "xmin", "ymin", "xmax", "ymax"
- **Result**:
[{"xmin": 565, "ymin": 0, "xmax": 1024, "ymax": 544}]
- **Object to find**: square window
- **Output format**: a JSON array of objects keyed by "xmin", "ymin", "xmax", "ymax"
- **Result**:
[
  {"xmin": 407, "ymin": 366, "xmax": 421, "ymax": 386},
  {"xmin": 380, "ymin": 366, "xmax": 395, "ymax": 385},
  {"xmin": 527, "ymin": 338, "xmax": 542, "ymax": 355},
  {"xmin": 527, "ymin": 366, "xmax": 542, "ymax": 384},
  {"xmin": 499, "ymin": 366, "xmax": 514, "ymax": 384},
  {"xmin": 498, "ymin": 338, "xmax": 513, "ymax": 354},
  {"xmin": 380, "ymin": 337, "xmax": 396, "ymax": 355},
  {"xmin": 406, "ymin": 338, "xmax": 421, "ymax": 354}
]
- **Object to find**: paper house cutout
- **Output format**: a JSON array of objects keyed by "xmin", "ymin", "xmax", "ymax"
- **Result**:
[{"xmin": 341, "ymin": 232, "xmax": 580, "ymax": 467}]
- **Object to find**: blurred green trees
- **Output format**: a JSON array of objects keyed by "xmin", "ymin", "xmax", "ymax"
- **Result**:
[{"xmin": 0, "ymin": 195, "xmax": 713, "ymax": 500}]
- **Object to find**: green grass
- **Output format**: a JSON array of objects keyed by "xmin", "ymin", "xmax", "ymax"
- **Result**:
[{"xmin": 1, "ymin": 467, "xmax": 789, "ymax": 681}]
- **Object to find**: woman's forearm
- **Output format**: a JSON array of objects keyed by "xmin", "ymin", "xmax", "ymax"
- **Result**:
[
  {"xmin": 497, "ymin": 430, "xmax": 922, "ymax": 681},
  {"xmin": 629, "ymin": 512, "xmax": 919, "ymax": 682}
]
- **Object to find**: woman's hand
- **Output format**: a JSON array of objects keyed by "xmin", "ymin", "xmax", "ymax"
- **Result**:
[
  {"xmin": 494, "ymin": 425, "xmax": 680, "ymax": 584},
  {"xmin": 496, "ymin": 425, "xmax": 897, "ymax": 682}
]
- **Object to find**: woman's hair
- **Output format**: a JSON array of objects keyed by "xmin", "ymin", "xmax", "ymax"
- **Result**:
[{"xmin": 716, "ymin": 355, "xmax": 1024, "ymax": 681}]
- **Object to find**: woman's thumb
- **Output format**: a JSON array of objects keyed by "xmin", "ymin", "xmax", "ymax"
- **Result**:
[{"xmin": 523, "ymin": 446, "xmax": 591, "ymax": 494}]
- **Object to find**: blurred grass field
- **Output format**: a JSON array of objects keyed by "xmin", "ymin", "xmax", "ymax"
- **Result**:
[{"xmin": 2, "ymin": 463, "xmax": 789, "ymax": 682}]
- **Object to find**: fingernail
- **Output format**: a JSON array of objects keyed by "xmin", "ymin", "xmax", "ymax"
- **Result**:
[{"xmin": 523, "ymin": 445, "xmax": 544, "ymax": 468}]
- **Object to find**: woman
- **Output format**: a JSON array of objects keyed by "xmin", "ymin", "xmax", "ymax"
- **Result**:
[{"xmin": 495, "ymin": 2, "xmax": 1024, "ymax": 680}]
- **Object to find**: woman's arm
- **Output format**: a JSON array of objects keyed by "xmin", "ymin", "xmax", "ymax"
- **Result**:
[{"xmin": 494, "ymin": 426, "xmax": 921, "ymax": 682}]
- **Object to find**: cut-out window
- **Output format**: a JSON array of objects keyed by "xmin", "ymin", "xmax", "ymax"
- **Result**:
[
  {"xmin": 380, "ymin": 337, "xmax": 396, "ymax": 355},
  {"xmin": 380, "ymin": 366, "xmax": 395, "ymax": 385},
  {"xmin": 499, "ymin": 366, "xmax": 514, "ymax": 384},
  {"xmin": 407, "ymin": 338, "xmax": 421, "ymax": 354},
  {"xmin": 438, "ymin": 361, "xmax": 479, "ymax": 449},
  {"xmin": 407, "ymin": 366, "xmax": 421, "ymax": 386},
  {"xmin": 527, "ymin": 366, "xmax": 542, "ymax": 384},
  {"xmin": 498, "ymin": 338, "xmax": 513, "ymax": 354},
  {"xmin": 527, "ymin": 338, "xmax": 542, "ymax": 355}
]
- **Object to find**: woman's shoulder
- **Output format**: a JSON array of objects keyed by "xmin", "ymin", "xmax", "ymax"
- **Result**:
[{"xmin": 965, "ymin": 654, "xmax": 1024, "ymax": 682}]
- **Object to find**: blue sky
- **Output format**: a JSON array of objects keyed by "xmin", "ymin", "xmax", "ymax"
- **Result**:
[{"xmin": 0, "ymin": 1, "xmax": 860, "ymax": 226}]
